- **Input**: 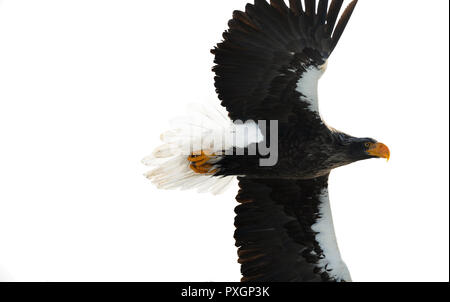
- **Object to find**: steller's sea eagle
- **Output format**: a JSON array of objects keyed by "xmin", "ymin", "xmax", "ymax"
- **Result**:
[{"xmin": 143, "ymin": 0, "xmax": 390, "ymax": 282}]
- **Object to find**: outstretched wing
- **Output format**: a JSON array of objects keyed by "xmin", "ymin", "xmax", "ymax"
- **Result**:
[
  {"xmin": 234, "ymin": 175, "xmax": 351, "ymax": 282},
  {"xmin": 212, "ymin": 0, "xmax": 358, "ymax": 122}
]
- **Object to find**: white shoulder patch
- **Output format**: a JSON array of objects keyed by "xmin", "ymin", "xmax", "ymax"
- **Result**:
[
  {"xmin": 295, "ymin": 62, "xmax": 327, "ymax": 114},
  {"xmin": 311, "ymin": 187, "xmax": 352, "ymax": 282},
  {"xmin": 232, "ymin": 121, "xmax": 264, "ymax": 149}
]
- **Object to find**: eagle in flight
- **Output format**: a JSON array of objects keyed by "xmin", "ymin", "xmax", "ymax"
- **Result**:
[{"xmin": 144, "ymin": 0, "xmax": 390, "ymax": 282}]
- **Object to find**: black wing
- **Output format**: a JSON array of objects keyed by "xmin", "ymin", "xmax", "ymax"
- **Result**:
[
  {"xmin": 212, "ymin": 0, "xmax": 358, "ymax": 122},
  {"xmin": 234, "ymin": 175, "xmax": 351, "ymax": 282}
]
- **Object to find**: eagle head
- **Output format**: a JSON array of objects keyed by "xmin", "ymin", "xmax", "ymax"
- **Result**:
[{"xmin": 346, "ymin": 138, "xmax": 390, "ymax": 162}]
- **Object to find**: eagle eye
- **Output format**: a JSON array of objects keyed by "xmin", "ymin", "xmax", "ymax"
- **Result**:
[{"xmin": 364, "ymin": 142, "xmax": 371, "ymax": 148}]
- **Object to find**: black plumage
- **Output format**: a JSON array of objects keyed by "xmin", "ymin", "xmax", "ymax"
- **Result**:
[
  {"xmin": 208, "ymin": 0, "xmax": 390, "ymax": 282},
  {"xmin": 235, "ymin": 175, "xmax": 334, "ymax": 282},
  {"xmin": 211, "ymin": 0, "xmax": 354, "ymax": 127}
]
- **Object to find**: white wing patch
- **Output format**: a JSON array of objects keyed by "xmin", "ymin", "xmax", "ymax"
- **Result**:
[
  {"xmin": 295, "ymin": 61, "xmax": 327, "ymax": 114},
  {"xmin": 311, "ymin": 187, "xmax": 352, "ymax": 282}
]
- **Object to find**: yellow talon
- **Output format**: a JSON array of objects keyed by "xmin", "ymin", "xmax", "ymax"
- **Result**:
[
  {"xmin": 188, "ymin": 151, "xmax": 217, "ymax": 174},
  {"xmin": 188, "ymin": 154, "xmax": 206, "ymax": 163},
  {"xmin": 194, "ymin": 156, "xmax": 211, "ymax": 166}
]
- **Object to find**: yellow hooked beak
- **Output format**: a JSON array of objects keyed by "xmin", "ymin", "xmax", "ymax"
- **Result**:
[{"xmin": 367, "ymin": 142, "xmax": 391, "ymax": 161}]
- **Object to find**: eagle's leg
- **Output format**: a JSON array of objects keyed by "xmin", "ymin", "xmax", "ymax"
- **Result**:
[{"xmin": 188, "ymin": 151, "xmax": 217, "ymax": 174}]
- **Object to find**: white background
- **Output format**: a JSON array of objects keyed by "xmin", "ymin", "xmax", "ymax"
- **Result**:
[{"xmin": 0, "ymin": 0, "xmax": 448, "ymax": 282}]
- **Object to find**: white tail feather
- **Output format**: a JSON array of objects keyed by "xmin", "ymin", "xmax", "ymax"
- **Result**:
[{"xmin": 143, "ymin": 102, "xmax": 236, "ymax": 195}]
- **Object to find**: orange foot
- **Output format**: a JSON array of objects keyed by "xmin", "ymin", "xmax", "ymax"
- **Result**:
[{"xmin": 188, "ymin": 151, "xmax": 217, "ymax": 174}]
